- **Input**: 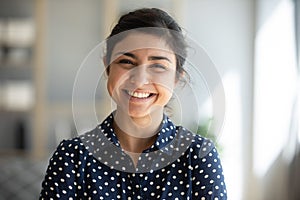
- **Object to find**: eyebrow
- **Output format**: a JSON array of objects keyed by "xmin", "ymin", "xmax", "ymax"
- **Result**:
[
  {"xmin": 113, "ymin": 52, "xmax": 172, "ymax": 63},
  {"xmin": 149, "ymin": 56, "xmax": 172, "ymax": 63},
  {"xmin": 114, "ymin": 52, "xmax": 137, "ymax": 59}
]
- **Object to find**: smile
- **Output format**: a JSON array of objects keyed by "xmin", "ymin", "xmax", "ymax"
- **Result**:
[{"xmin": 125, "ymin": 90, "xmax": 155, "ymax": 99}]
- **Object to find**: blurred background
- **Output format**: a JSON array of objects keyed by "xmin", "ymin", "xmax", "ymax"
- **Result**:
[{"xmin": 0, "ymin": 0, "xmax": 299, "ymax": 199}]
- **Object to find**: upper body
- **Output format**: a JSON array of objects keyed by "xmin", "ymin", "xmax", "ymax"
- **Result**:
[
  {"xmin": 40, "ymin": 113, "xmax": 227, "ymax": 199},
  {"xmin": 40, "ymin": 8, "xmax": 227, "ymax": 199}
]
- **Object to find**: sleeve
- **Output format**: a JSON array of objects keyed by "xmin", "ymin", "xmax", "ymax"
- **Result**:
[
  {"xmin": 39, "ymin": 140, "xmax": 82, "ymax": 199},
  {"xmin": 192, "ymin": 137, "xmax": 227, "ymax": 200}
]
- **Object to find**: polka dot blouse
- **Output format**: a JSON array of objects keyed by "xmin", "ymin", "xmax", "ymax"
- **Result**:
[{"xmin": 40, "ymin": 113, "xmax": 227, "ymax": 199}]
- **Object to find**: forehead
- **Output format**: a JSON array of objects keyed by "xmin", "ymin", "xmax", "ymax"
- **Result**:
[{"xmin": 112, "ymin": 32, "xmax": 174, "ymax": 56}]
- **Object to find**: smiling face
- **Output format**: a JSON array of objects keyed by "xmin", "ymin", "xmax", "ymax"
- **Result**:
[{"xmin": 106, "ymin": 32, "xmax": 177, "ymax": 120}]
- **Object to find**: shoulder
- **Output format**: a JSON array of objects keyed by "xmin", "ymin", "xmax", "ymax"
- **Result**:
[
  {"xmin": 175, "ymin": 126, "xmax": 220, "ymax": 160},
  {"xmin": 175, "ymin": 126, "xmax": 215, "ymax": 148},
  {"xmin": 191, "ymin": 134, "xmax": 217, "ymax": 158},
  {"xmin": 52, "ymin": 127, "xmax": 101, "ymax": 160},
  {"xmin": 48, "ymin": 138, "xmax": 86, "ymax": 168},
  {"xmin": 56, "ymin": 137, "xmax": 83, "ymax": 149}
]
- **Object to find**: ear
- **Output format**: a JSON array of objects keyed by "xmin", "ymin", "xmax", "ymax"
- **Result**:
[{"xmin": 175, "ymin": 71, "xmax": 185, "ymax": 85}]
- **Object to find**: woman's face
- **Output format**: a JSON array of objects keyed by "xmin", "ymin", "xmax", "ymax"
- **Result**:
[{"xmin": 106, "ymin": 32, "xmax": 177, "ymax": 119}]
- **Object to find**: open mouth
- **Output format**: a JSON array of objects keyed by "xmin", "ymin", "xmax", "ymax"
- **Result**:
[{"xmin": 124, "ymin": 90, "xmax": 156, "ymax": 99}]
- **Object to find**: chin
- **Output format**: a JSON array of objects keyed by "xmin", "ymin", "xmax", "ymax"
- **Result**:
[
  {"xmin": 128, "ymin": 106, "xmax": 163, "ymax": 119},
  {"xmin": 128, "ymin": 110, "xmax": 151, "ymax": 119}
]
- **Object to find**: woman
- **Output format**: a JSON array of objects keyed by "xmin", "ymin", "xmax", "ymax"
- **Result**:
[{"xmin": 40, "ymin": 8, "xmax": 227, "ymax": 199}]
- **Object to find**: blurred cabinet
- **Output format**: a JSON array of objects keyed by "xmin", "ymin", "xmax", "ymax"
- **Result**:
[
  {"xmin": 0, "ymin": 0, "xmax": 108, "ymax": 156},
  {"xmin": 0, "ymin": 0, "xmax": 36, "ymax": 153}
]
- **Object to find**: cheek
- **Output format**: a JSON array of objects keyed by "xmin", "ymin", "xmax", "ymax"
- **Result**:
[
  {"xmin": 107, "ymin": 70, "xmax": 119, "ymax": 97},
  {"xmin": 155, "ymin": 84, "xmax": 174, "ymax": 106},
  {"xmin": 107, "ymin": 67, "xmax": 128, "ymax": 97},
  {"xmin": 153, "ymin": 71, "xmax": 176, "ymax": 105}
]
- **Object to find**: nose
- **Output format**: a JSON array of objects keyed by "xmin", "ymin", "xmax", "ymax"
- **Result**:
[{"xmin": 129, "ymin": 66, "xmax": 150, "ymax": 86}]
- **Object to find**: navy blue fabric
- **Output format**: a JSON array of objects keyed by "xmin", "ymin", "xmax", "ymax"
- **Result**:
[{"xmin": 40, "ymin": 113, "xmax": 227, "ymax": 199}]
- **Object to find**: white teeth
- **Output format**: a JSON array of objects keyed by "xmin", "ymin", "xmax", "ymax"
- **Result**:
[{"xmin": 127, "ymin": 91, "xmax": 151, "ymax": 98}]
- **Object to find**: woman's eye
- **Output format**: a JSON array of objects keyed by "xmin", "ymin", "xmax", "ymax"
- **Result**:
[
  {"xmin": 119, "ymin": 59, "xmax": 134, "ymax": 65},
  {"xmin": 150, "ymin": 64, "xmax": 167, "ymax": 72}
]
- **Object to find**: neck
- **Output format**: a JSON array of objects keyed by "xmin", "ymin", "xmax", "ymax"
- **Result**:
[
  {"xmin": 114, "ymin": 108, "xmax": 163, "ymax": 140},
  {"xmin": 113, "ymin": 121, "xmax": 157, "ymax": 153},
  {"xmin": 112, "ymin": 109, "xmax": 163, "ymax": 165}
]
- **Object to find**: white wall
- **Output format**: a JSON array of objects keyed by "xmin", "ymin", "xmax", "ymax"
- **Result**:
[
  {"xmin": 182, "ymin": 1, "xmax": 255, "ymax": 199},
  {"xmin": 44, "ymin": 0, "xmax": 105, "ymax": 147},
  {"xmin": 46, "ymin": 0, "xmax": 104, "ymax": 102},
  {"xmin": 253, "ymin": 0, "xmax": 298, "ymax": 199}
]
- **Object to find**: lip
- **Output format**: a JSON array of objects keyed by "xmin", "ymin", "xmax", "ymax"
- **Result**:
[{"xmin": 122, "ymin": 89, "xmax": 157, "ymax": 103}]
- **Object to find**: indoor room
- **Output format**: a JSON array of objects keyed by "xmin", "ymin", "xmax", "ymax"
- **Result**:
[{"xmin": 0, "ymin": 0, "xmax": 299, "ymax": 199}]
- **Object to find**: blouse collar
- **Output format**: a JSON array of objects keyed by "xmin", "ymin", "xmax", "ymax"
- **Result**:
[{"xmin": 98, "ymin": 112, "xmax": 177, "ymax": 153}]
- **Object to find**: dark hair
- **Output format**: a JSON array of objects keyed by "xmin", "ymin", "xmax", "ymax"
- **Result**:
[{"xmin": 105, "ymin": 8, "xmax": 188, "ymax": 81}]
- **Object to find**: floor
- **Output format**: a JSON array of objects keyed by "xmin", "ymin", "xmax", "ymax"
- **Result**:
[{"xmin": 0, "ymin": 156, "xmax": 48, "ymax": 200}]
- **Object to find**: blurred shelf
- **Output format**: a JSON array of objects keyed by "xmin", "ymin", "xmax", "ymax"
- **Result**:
[
  {"xmin": 0, "ymin": 0, "xmax": 34, "ymax": 18},
  {"xmin": 0, "ymin": 66, "xmax": 33, "ymax": 80},
  {"xmin": 0, "ymin": 149, "xmax": 31, "ymax": 158},
  {"xmin": 0, "ymin": 109, "xmax": 33, "ymax": 115},
  {"xmin": 0, "ymin": 0, "xmax": 36, "ymax": 157}
]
